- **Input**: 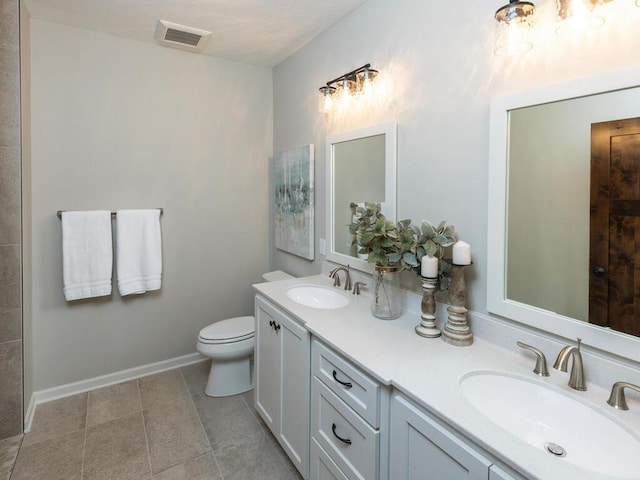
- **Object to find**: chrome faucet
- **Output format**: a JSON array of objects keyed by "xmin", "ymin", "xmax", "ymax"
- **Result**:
[
  {"xmin": 553, "ymin": 338, "xmax": 586, "ymax": 391},
  {"xmin": 517, "ymin": 341, "xmax": 549, "ymax": 377},
  {"xmin": 329, "ymin": 265, "xmax": 351, "ymax": 291},
  {"xmin": 607, "ymin": 382, "xmax": 640, "ymax": 410}
]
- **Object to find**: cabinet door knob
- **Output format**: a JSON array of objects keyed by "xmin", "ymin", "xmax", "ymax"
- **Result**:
[
  {"xmin": 593, "ymin": 266, "xmax": 606, "ymax": 277},
  {"xmin": 332, "ymin": 370, "xmax": 352, "ymax": 388},
  {"xmin": 331, "ymin": 423, "xmax": 352, "ymax": 445}
]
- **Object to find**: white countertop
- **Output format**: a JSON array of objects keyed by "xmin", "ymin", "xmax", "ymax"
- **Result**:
[{"xmin": 253, "ymin": 274, "xmax": 640, "ymax": 480}]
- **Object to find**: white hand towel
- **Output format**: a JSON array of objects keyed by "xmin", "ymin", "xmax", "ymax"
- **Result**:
[
  {"xmin": 116, "ymin": 209, "xmax": 162, "ymax": 296},
  {"xmin": 62, "ymin": 210, "xmax": 113, "ymax": 301}
]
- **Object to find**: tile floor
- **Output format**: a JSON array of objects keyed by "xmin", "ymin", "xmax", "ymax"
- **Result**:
[{"xmin": 0, "ymin": 361, "xmax": 303, "ymax": 480}]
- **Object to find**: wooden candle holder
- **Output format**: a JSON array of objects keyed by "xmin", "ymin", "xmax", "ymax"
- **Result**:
[
  {"xmin": 415, "ymin": 276, "xmax": 441, "ymax": 338},
  {"xmin": 442, "ymin": 261, "xmax": 473, "ymax": 347}
]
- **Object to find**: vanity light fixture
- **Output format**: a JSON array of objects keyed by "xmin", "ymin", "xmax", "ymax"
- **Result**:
[
  {"xmin": 356, "ymin": 65, "xmax": 378, "ymax": 96},
  {"xmin": 336, "ymin": 75, "xmax": 357, "ymax": 110},
  {"xmin": 494, "ymin": 0, "xmax": 535, "ymax": 57},
  {"xmin": 555, "ymin": 0, "xmax": 612, "ymax": 35},
  {"xmin": 318, "ymin": 85, "xmax": 336, "ymax": 114},
  {"xmin": 318, "ymin": 63, "xmax": 379, "ymax": 113}
]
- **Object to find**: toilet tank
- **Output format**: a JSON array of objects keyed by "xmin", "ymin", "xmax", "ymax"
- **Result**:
[{"xmin": 261, "ymin": 270, "xmax": 294, "ymax": 282}]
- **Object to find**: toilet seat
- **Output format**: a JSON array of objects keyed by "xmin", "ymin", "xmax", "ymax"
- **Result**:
[{"xmin": 198, "ymin": 316, "xmax": 255, "ymax": 345}]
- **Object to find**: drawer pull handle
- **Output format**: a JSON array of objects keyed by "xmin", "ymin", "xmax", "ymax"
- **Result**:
[
  {"xmin": 269, "ymin": 320, "xmax": 275, "ymax": 328},
  {"xmin": 275, "ymin": 323, "xmax": 281, "ymax": 331},
  {"xmin": 331, "ymin": 423, "xmax": 352, "ymax": 445},
  {"xmin": 332, "ymin": 370, "xmax": 352, "ymax": 388}
]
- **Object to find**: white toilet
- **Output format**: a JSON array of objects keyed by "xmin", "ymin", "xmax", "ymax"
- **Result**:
[{"xmin": 196, "ymin": 270, "xmax": 293, "ymax": 397}]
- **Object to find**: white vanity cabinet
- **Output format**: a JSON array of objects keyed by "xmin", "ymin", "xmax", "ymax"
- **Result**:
[
  {"xmin": 390, "ymin": 392, "xmax": 492, "ymax": 480},
  {"xmin": 254, "ymin": 295, "xmax": 310, "ymax": 478},
  {"xmin": 490, "ymin": 465, "xmax": 524, "ymax": 480},
  {"xmin": 310, "ymin": 339, "xmax": 389, "ymax": 480}
]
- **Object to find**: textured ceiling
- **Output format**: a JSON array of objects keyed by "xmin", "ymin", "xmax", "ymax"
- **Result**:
[{"xmin": 23, "ymin": 0, "xmax": 369, "ymax": 67}]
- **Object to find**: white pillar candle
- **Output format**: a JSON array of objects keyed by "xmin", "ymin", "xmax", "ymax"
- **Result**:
[
  {"xmin": 453, "ymin": 241, "xmax": 471, "ymax": 265},
  {"xmin": 421, "ymin": 255, "xmax": 439, "ymax": 278}
]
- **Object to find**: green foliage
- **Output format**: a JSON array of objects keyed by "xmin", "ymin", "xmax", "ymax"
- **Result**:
[
  {"xmin": 413, "ymin": 220, "xmax": 457, "ymax": 259},
  {"xmin": 349, "ymin": 203, "xmax": 402, "ymax": 267},
  {"xmin": 350, "ymin": 202, "xmax": 457, "ymax": 289}
]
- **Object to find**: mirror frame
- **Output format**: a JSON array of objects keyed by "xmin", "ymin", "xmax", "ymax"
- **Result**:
[
  {"xmin": 326, "ymin": 122, "xmax": 397, "ymax": 273},
  {"xmin": 488, "ymin": 65, "xmax": 640, "ymax": 364}
]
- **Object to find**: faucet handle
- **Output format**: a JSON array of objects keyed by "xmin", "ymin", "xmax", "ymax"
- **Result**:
[
  {"xmin": 517, "ymin": 341, "xmax": 550, "ymax": 377},
  {"xmin": 607, "ymin": 382, "xmax": 640, "ymax": 410},
  {"xmin": 352, "ymin": 282, "xmax": 366, "ymax": 295}
]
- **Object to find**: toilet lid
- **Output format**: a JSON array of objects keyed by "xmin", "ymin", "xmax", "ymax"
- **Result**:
[{"xmin": 198, "ymin": 316, "xmax": 255, "ymax": 344}]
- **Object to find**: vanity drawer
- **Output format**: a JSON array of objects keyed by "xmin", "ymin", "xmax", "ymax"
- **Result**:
[
  {"xmin": 312, "ymin": 377, "xmax": 379, "ymax": 480},
  {"xmin": 312, "ymin": 339, "xmax": 380, "ymax": 428},
  {"xmin": 310, "ymin": 438, "xmax": 350, "ymax": 480}
]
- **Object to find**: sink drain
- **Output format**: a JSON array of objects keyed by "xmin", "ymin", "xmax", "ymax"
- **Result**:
[{"xmin": 545, "ymin": 442, "xmax": 566, "ymax": 457}]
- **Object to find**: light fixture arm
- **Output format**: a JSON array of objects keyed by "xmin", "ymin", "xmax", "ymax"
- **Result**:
[{"xmin": 323, "ymin": 63, "xmax": 371, "ymax": 88}]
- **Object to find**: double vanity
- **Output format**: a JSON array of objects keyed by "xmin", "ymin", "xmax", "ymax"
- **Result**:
[
  {"xmin": 253, "ymin": 272, "xmax": 640, "ymax": 480},
  {"xmin": 254, "ymin": 66, "xmax": 640, "ymax": 480}
]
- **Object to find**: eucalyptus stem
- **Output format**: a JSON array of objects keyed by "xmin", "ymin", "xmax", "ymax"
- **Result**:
[
  {"xmin": 373, "ymin": 270, "xmax": 390, "ymax": 317},
  {"xmin": 371, "ymin": 266, "xmax": 401, "ymax": 320}
]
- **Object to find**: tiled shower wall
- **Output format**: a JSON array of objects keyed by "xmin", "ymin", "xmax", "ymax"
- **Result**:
[{"xmin": 0, "ymin": 0, "xmax": 23, "ymax": 439}]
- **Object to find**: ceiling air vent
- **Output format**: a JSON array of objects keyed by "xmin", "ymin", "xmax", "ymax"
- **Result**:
[{"xmin": 155, "ymin": 20, "xmax": 211, "ymax": 53}]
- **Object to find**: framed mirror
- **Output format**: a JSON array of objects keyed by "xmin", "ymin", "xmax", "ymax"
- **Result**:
[
  {"xmin": 488, "ymin": 66, "xmax": 640, "ymax": 363},
  {"xmin": 326, "ymin": 122, "xmax": 397, "ymax": 273}
]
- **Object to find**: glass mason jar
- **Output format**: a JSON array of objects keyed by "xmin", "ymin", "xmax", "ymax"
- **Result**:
[{"xmin": 371, "ymin": 265, "xmax": 402, "ymax": 320}]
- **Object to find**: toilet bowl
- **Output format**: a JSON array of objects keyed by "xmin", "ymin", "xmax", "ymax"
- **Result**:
[
  {"xmin": 197, "ymin": 316, "xmax": 255, "ymax": 397},
  {"xmin": 196, "ymin": 270, "xmax": 293, "ymax": 397}
]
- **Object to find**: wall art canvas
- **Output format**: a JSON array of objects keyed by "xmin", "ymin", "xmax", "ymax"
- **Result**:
[{"xmin": 274, "ymin": 144, "xmax": 315, "ymax": 260}]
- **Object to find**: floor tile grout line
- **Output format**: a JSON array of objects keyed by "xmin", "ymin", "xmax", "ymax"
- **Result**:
[
  {"xmin": 79, "ymin": 393, "xmax": 90, "ymax": 480},
  {"xmin": 137, "ymin": 379, "xmax": 155, "ymax": 479},
  {"xmin": 265, "ymin": 433, "xmax": 297, "ymax": 480},
  {"xmin": 7, "ymin": 434, "xmax": 24, "ymax": 480},
  {"xmin": 178, "ymin": 367, "xmax": 227, "ymax": 480},
  {"xmin": 239, "ymin": 391, "xmax": 297, "ymax": 480},
  {"xmin": 239, "ymin": 391, "xmax": 269, "ymax": 436},
  {"xmin": 239, "ymin": 392, "xmax": 251, "ymax": 410}
]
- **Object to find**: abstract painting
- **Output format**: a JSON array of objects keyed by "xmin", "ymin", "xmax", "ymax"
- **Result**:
[{"xmin": 274, "ymin": 144, "xmax": 315, "ymax": 260}]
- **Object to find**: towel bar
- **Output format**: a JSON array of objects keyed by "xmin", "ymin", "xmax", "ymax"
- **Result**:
[{"xmin": 56, "ymin": 208, "xmax": 164, "ymax": 219}]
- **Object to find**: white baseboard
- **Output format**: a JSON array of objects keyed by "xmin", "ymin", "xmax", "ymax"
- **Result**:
[{"xmin": 24, "ymin": 351, "xmax": 205, "ymax": 432}]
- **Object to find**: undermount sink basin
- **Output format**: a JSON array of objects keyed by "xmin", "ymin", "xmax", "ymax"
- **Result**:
[
  {"xmin": 460, "ymin": 372, "xmax": 640, "ymax": 478},
  {"xmin": 286, "ymin": 285, "xmax": 349, "ymax": 309}
]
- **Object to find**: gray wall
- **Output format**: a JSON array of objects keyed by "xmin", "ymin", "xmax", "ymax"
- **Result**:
[
  {"xmin": 28, "ymin": 20, "xmax": 273, "ymax": 392},
  {"xmin": 271, "ymin": 0, "xmax": 640, "ymax": 313},
  {"xmin": 0, "ymin": 0, "xmax": 23, "ymax": 439}
]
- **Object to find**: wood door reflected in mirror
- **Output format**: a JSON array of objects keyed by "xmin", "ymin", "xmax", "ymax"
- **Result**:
[
  {"xmin": 505, "ymin": 86, "xmax": 640, "ymax": 338},
  {"xmin": 590, "ymin": 117, "xmax": 640, "ymax": 337}
]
